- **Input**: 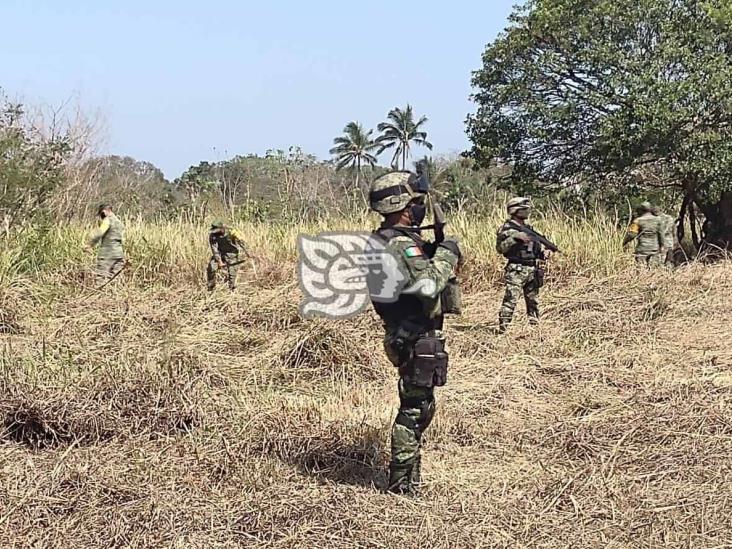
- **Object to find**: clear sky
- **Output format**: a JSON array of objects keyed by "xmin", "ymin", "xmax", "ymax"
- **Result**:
[{"xmin": 3, "ymin": 0, "xmax": 516, "ymax": 178}]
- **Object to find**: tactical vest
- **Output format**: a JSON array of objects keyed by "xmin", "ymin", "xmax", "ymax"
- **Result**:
[
  {"xmin": 210, "ymin": 230, "xmax": 240, "ymax": 255},
  {"xmin": 500, "ymin": 222, "xmax": 542, "ymax": 264},
  {"xmin": 369, "ymin": 227, "xmax": 437, "ymax": 332}
]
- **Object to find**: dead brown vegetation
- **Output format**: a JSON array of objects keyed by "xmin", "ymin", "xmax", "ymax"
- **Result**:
[{"xmin": 1, "ymin": 257, "xmax": 732, "ymax": 547}]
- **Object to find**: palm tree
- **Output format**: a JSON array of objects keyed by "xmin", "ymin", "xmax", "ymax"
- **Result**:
[
  {"xmin": 376, "ymin": 105, "xmax": 433, "ymax": 170},
  {"xmin": 329, "ymin": 122, "xmax": 378, "ymax": 193}
]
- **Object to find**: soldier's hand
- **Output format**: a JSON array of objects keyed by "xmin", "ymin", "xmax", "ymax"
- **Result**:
[
  {"xmin": 218, "ymin": 260, "xmax": 226, "ymax": 269},
  {"xmin": 543, "ymin": 250, "xmax": 554, "ymax": 260},
  {"xmin": 438, "ymin": 238, "xmax": 462, "ymax": 263},
  {"xmin": 515, "ymin": 233, "xmax": 532, "ymax": 243}
]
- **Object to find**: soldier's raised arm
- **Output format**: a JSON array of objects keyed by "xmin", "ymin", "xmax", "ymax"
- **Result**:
[
  {"xmin": 390, "ymin": 236, "xmax": 459, "ymax": 301},
  {"xmin": 87, "ymin": 216, "xmax": 111, "ymax": 248}
]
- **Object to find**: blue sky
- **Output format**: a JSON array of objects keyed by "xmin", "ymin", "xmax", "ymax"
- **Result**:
[{"xmin": 3, "ymin": 1, "xmax": 517, "ymax": 178}]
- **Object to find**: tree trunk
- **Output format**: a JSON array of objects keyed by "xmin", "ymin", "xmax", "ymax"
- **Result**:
[
  {"xmin": 699, "ymin": 191, "xmax": 732, "ymax": 252},
  {"xmin": 355, "ymin": 157, "xmax": 361, "ymax": 191}
]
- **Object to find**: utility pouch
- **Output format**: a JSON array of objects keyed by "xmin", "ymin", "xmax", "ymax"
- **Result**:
[
  {"xmin": 535, "ymin": 266, "xmax": 545, "ymax": 289},
  {"xmin": 385, "ymin": 326, "xmax": 415, "ymax": 367},
  {"xmin": 440, "ymin": 277, "xmax": 462, "ymax": 315},
  {"xmin": 409, "ymin": 336, "xmax": 449, "ymax": 387}
]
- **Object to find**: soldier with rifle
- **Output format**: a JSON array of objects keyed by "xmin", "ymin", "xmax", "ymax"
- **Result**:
[
  {"xmin": 496, "ymin": 197, "xmax": 557, "ymax": 333},
  {"xmin": 367, "ymin": 170, "xmax": 462, "ymax": 496},
  {"xmin": 207, "ymin": 220, "xmax": 248, "ymax": 291}
]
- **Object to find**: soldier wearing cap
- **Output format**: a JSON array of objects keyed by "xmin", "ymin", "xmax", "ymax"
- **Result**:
[
  {"xmin": 623, "ymin": 202, "xmax": 665, "ymax": 267},
  {"xmin": 496, "ymin": 197, "xmax": 552, "ymax": 333},
  {"xmin": 367, "ymin": 171, "xmax": 461, "ymax": 496},
  {"xmin": 87, "ymin": 203, "xmax": 125, "ymax": 283},
  {"xmin": 207, "ymin": 221, "xmax": 247, "ymax": 291}
]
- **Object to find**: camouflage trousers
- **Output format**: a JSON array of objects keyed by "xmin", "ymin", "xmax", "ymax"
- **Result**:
[
  {"xmin": 499, "ymin": 263, "xmax": 540, "ymax": 330},
  {"xmin": 207, "ymin": 254, "xmax": 239, "ymax": 291},
  {"xmin": 389, "ymin": 378, "xmax": 435, "ymax": 495},
  {"xmin": 95, "ymin": 257, "xmax": 124, "ymax": 284},
  {"xmin": 384, "ymin": 333, "xmax": 438, "ymax": 495},
  {"xmin": 635, "ymin": 253, "xmax": 663, "ymax": 268}
]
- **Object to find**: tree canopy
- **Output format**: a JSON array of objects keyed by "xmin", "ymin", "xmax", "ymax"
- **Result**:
[
  {"xmin": 467, "ymin": 0, "xmax": 732, "ymax": 247},
  {"xmin": 376, "ymin": 105, "xmax": 433, "ymax": 170},
  {"xmin": 329, "ymin": 122, "xmax": 378, "ymax": 195},
  {"xmin": 0, "ymin": 97, "xmax": 71, "ymax": 227}
]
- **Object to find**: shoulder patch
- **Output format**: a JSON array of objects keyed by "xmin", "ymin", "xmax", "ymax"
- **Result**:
[{"xmin": 404, "ymin": 246, "xmax": 424, "ymax": 258}]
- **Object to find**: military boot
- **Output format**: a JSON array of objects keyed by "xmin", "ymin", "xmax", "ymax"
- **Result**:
[{"xmin": 387, "ymin": 463, "xmax": 417, "ymax": 497}]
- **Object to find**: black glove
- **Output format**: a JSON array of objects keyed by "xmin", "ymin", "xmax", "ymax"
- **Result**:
[{"xmin": 438, "ymin": 239, "xmax": 462, "ymax": 262}]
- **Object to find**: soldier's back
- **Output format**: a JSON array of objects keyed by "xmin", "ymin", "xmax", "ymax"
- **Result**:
[
  {"xmin": 100, "ymin": 214, "xmax": 124, "ymax": 259},
  {"xmin": 634, "ymin": 213, "xmax": 662, "ymax": 255}
]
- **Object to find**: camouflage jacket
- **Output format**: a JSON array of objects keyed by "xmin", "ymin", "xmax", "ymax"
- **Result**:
[
  {"xmin": 496, "ymin": 219, "xmax": 544, "ymax": 264},
  {"xmin": 624, "ymin": 213, "xmax": 664, "ymax": 255},
  {"xmin": 370, "ymin": 224, "xmax": 458, "ymax": 334},
  {"xmin": 88, "ymin": 213, "xmax": 124, "ymax": 260},
  {"xmin": 659, "ymin": 213, "xmax": 675, "ymax": 249},
  {"xmin": 209, "ymin": 228, "xmax": 246, "ymax": 260}
]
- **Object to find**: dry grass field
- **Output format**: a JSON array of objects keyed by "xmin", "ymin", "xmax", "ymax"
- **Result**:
[{"xmin": 1, "ymin": 212, "xmax": 731, "ymax": 548}]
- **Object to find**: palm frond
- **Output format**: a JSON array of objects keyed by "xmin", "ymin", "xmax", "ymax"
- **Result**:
[{"xmin": 335, "ymin": 155, "xmax": 355, "ymax": 172}]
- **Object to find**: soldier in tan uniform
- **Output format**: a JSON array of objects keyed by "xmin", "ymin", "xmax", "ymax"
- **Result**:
[
  {"xmin": 87, "ymin": 204, "xmax": 125, "ymax": 283},
  {"xmin": 651, "ymin": 206, "xmax": 677, "ymax": 265},
  {"xmin": 623, "ymin": 201, "xmax": 664, "ymax": 267}
]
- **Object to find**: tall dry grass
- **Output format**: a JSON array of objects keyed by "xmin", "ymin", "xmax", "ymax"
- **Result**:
[
  {"xmin": 1, "ymin": 208, "xmax": 731, "ymax": 548},
  {"xmin": 0, "ymin": 204, "xmax": 630, "ymax": 291}
]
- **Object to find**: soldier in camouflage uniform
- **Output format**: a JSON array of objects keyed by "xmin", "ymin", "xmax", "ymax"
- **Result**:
[
  {"xmin": 623, "ymin": 202, "xmax": 665, "ymax": 267},
  {"xmin": 87, "ymin": 204, "xmax": 125, "ymax": 283},
  {"xmin": 367, "ymin": 171, "xmax": 461, "ymax": 496},
  {"xmin": 496, "ymin": 197, "xmax": 553, "ymax": 333},
  {"xmin": 207, "ymin": 221, "xmax": 247, "ymax": 291},
  {"xmin": 651, "ymin": 206, "xmax": 677, "ymax": 265}
]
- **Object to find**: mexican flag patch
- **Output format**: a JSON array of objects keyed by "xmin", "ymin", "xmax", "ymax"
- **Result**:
[{"xmin": 404, "ymin": 246, "xmax": 424, "ymax": 258}]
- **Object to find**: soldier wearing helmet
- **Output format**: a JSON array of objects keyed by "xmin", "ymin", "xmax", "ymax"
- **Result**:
[
  {"xmin": 623, "ymin": 201, "xmax": 665, "ymax": 267},
  {"xmin": 86, "ymin": 203, "xmax": 125, "ymax": 284},
  {"xmin": 496, "ymin": 197, "xmax": 552, "ymax": 333},
  {"xmin": 207, "ymin": 220, "xmax": 247, "ymax": 291},
  {"xmin": 368, "ymin": 171, "xmax": 461, "ymax": 496}
]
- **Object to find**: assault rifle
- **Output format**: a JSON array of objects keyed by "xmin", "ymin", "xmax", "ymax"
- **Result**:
[
  {"xmin": 222, "ymin": 248, "xmax": 259, "ymax": 276},
  {"xmin": 508, "ymin": 221, "xmax": 560, "ymax": 253},
  {"xmin": 412, "ymin": 161, "xmax": 446, "ymax": 244}
]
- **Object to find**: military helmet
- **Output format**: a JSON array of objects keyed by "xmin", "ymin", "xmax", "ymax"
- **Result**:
[
  {"xmin": 369, "ymin": 171, "xmax": 424, "ymax": 215},
  {"xmin": 97, "ymin": 203, "xmax": 112, "ymax": 216},
  {"xmin": 507, "ymin": 197, "xmax": 532, "ymax": 216},
  {"xmin": 210, "ymin": 220, "xmax": 225, "ymax": 230},
  {"xmin": 639, "ymin": 201, "xmax": 652, "ymax": 212}
]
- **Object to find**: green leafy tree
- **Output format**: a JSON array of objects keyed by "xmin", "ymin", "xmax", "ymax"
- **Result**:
[
  {"xmin": 0, "ymin": 97, "xmax": 71, "ymax": 229},
  {"xmin": 377, "ymin": 105, "xmax": 433, "ymax": 170},
  {"xmin": 329, "ymin": 122, "xmax": 378, "ymax": 194},
  {"xmin": 467, "ymin": 0, "xmax": 732, "ymax": 249},
  {"xmin": 83, "ymin": 155, "xmax": 170, "ymax": 216}
]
